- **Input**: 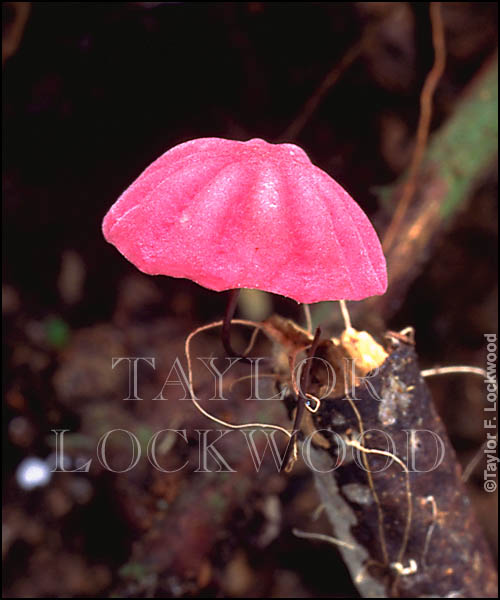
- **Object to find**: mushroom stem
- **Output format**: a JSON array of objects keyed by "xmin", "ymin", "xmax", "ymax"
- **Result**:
[
  {"xmin": 222, "ymin": 289, "xmax": 246, "ymax": 359},
  {"xmin": 339, "ymin": 299, "xmax": 353, "ymax": 331},
  {"xmin": 284, "ymin": 326, "xmax": 322, "ymax": 471},
  {"xmin": 303, "ymin": 303, "xmax": 313, "ymax": 333}
]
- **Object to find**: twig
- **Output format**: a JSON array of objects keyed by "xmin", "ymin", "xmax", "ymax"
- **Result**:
[
  {"xmin": 383, "ymin": 2, "xmax": 446, "ymax": 253},
  {"xmin": 462, "ymin": 440, "xmax": 489, "ymax": 483},
  {"xmin": 345, "ymin": 438, "xmax": 413, "ymax": 566},
  {"xmin": 284, "ymin": 327, "xmax": 322, "ymax": 471},
  {"xmin": 421, "ymin": 365, "xmax": 488, "ymax": 379},
  {"xmin": 292, "ymin": 528, "xmax": 357, "ymax": 551},
  {"xmin": 185, "ymin": 319, "xmax": 293, "ymax": 440},
  {"xmin": 279, "ymin": 19, "xmax": 381, "ymax": 141},
  {"xmin": 368, "ymin": 51, "xmax": 498, "ymax": 321},
  {"xmin": 422, "ymin": 495, "xmax": 438, "ymax": 569},
  {"xmin": 2, "ymin": 2, "xmax": 31, "ymax": 66}
]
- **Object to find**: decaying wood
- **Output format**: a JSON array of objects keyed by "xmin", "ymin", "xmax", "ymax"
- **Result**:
[
  {"xmin": 304, "ymin": 329, "xmax": 498, "ymax": 598},
  {"xmin": 52, "ymin": 315, "xmax": 498, "ymax": 598}
]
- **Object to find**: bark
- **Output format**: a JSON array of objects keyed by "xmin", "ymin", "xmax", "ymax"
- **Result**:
[{"xmin": 307, "ymin": 331, "xmax": 498, "ymax": 598}]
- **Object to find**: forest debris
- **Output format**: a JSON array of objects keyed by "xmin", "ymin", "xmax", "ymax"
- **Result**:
[
  {"xmin": 2, "ymin": 284, "xmax": 20, "ymax": 315},
  {"xmin": 257, "ymin": 494, "xmax": 282, "ymax": 548},
  {"xmin": 308, "ymin": 334, "xmax": 498, "ymax": 598},
  {"xmin": 223, "ymin": 551, "xmax": 254, "ymax": 597},
  {"xmin": 58, "ymin": 250, "xmax": 86, "ymax": 305},
  {"xmin": 280, "ymin": 3, "xmax": 407, "ymax": 141},
  {"xmin": 374, "ymin": 52, "xmax": 498, "ymax": 318},
  {"xmin": 301, "ymin": 410, "xmax": 331, "ymax": 450},
  {"xmin": 339, "ymin": 327, "xmax": 389, "ymax": 374},
  {"xmin": 2, "ymin": 2, "xmax": 30, "ymax": 65},
  {"xmin": 53, "ymin": 324, "xmax": 127, "ymax": 402},
  {"xmin": 382, "ymin": 1, "xmax": 446, "ymax": 253}
]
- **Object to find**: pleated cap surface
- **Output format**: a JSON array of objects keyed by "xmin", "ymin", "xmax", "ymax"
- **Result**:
[{"xmin": 102, "ymin": 138, "xmax": 387, "ymax": 303}]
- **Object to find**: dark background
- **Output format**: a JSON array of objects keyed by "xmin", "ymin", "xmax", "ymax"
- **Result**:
[{"xmin": 3, "ymin": 2, "xmax": 498, "ymax": 597}]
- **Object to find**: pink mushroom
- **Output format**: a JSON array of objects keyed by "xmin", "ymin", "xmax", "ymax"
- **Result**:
[{"xmin": 102, "ymin": 137, "xmax": 387, "ymax": 354}]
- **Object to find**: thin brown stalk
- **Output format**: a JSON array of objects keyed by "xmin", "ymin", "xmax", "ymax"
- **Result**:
[{"xmin": 383, "ymin": 2, "xmax": 446, "ymax": 253}]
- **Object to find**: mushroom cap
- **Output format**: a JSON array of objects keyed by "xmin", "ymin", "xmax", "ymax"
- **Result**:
[{"xmin": 102, "ymin": 138, "xmax": 387, "ymax": 303}]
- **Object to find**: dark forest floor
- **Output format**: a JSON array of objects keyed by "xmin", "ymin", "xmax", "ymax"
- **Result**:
[{"xmin": 3, "ymin": 2, "xmax": 498, "ymax": 597}]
